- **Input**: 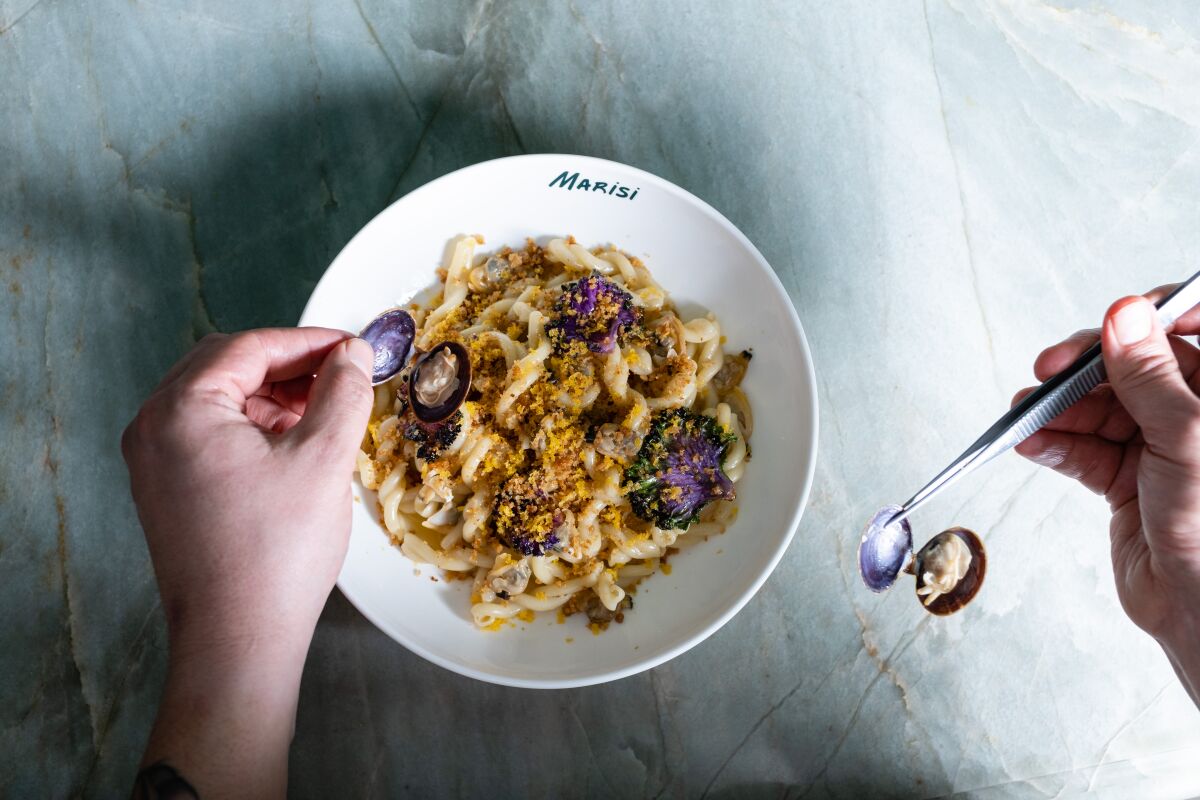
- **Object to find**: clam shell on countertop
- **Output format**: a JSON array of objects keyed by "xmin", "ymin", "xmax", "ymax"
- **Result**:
[
  {"xmin": 913, "ymin": 527, "xmax": 986, "ymax": 616},
  {"xmin": 858, "ymin": 505, "xmax": 913, "ymax": 593}
]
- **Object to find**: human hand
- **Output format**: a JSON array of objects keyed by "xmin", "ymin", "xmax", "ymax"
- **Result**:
[
  {"xmin": 1014, "ymin": 289, "xmax": 1200, "ymax": 704},
  {"xmin": 122, "ymin": 328, "xmax": 374, "ymax": 798}
]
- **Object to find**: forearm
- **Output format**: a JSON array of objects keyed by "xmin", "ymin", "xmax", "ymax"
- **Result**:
[{"xmin": 140, "ymin": 633, "xmax": 310, "ymax": 798}]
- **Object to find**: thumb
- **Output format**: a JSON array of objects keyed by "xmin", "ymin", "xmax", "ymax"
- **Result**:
[
  {"xmin": 1102, "ymin": 296, "xmax": 1199, "ymax": 447},
  {"xmin": 290, "ymin": 337, "xmax": 375, "ymax": 461}
]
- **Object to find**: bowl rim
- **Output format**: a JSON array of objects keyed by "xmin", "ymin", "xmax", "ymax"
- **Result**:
[{"xmin": 301, "ymin": 153, "xmax": 819, "ymax": 688}]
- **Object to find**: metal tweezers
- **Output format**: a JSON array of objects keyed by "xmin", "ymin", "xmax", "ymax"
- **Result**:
[{"xmin": 888, "ymin": 270, "xmax": 1200, "ymax": 528}]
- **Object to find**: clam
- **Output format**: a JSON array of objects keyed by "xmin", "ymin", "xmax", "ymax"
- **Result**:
[
  {"xmin": 858, "ymin": 505, "xmax": 913, "ymax": 593},
  {"xmin": 468, "ymin": 256, "xmax": 510, "ymax": 293},
  {"xmin": 486, "ymin": 555, "xmax": 531, "ymax": 598},
  {"xmin": 359, "ymin": 309, "xmax": 416, "ymax": 385},
  {"xmin": 408, "ymin": 341, "xmax": 471, "ymax": 422},
  {"xmin": 907, "ymin": 527, "xmax": 986, "ymax": 616},
  {"xmin": 858, "ymin": 507, "xmax": 986, "ymax": 615}
]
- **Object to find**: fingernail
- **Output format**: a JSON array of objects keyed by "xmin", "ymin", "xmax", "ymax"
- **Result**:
[
  {"xmin": 1112, "ymin": 299, "xmax": 1153, "ymax": 346},
  {"xmin": 346, "ymin": 337, "xmax": 376, "ymax": 378}
]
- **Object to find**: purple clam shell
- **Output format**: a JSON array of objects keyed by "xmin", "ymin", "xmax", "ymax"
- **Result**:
[
  {"xmin": 858, "ymin": 505, "xmax": 913, "ymax": 593},
  {"xmin": 360, "ymin": 309, "xmax": 415, "ymax": 384}
]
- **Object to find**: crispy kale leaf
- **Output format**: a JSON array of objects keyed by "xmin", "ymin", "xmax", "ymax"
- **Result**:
[{"xmin": 623, "ymin": 409, "xmax": 736, "ymax": 530}]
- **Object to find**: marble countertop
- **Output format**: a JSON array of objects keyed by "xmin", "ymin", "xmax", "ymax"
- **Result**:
[{"xmin": 4, "ymin": 0, "xmax": 1200, "ymax": 797}]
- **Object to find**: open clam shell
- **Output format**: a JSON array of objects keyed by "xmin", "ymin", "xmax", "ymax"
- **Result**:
[
  {"xmin": 360, "ymin": 309, "xmax": 416, "ymax": 385},
  {"xmin": 858, "ymin": 505, "xmax": 913, "ymax": 593},
  {"xmin": 409, "ymin": 341, "xmax": 472, "ymax": 423},
  {"xmin": 910, "ymin": 527, "xmax": 986, "ymax": 616}
]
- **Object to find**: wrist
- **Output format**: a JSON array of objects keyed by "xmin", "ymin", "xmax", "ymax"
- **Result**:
[
  {"xmin": 1157, "ymin": 612, "xmax": 1200, "ymax": 706},
  {"xmin": 167, "ymin": 625, "xmax": 310, "ymax": 691},
  {"xmin": 142, "ymin": 631, "xmax": 312, "ymax": 798},
  {"xmin": 167, "ymin": 609, "xmax": 315, "ymax": 671},
  {"xmin": 162, "ymin": 626, "xmax": 311, "ymax": 739}
]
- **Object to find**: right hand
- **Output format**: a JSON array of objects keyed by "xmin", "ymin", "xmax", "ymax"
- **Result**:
[{"xmin": 1013, "ymin": 289, "xmax": 1200, "ymax": 688}]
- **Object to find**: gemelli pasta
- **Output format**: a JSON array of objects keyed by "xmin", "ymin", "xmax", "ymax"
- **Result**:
[{"xmin": 356, "ymin": 236, "xmax": 753, "ymax": 631}]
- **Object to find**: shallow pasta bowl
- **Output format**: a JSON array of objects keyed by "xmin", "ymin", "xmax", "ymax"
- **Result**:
[{"xmin": 299, "ymin": 154, "xmax": 818, "ymax": 688}]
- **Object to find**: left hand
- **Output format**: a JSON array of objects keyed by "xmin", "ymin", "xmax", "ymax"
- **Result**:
[{"xmin": 122, "ymin": 328, "xmax": 374, "ymax": 798}]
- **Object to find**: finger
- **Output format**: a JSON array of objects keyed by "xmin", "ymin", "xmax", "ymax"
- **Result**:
[
  {"xmin": 1177, "ymin": 334, "xmax": 1200, "ymax": 370},
  {"xmin": 1105, "ymin": 438, "xmax": 1142, "ymax": 511},
  {"xmin": 1034, "ymin": 329, "xmax": 1200, "ymax": 384},
  {"xmin": 1031, "ymin": 280, "xmax": 1200, "ymax": 383},
  {"xmin": 1014, "ymin": 429, "xmax": 1126, "ymax": 497},
  {"xmin": 1102, "ymin": 296, "xmax": 1200, "ymax": 449},
  {"xmin": 1010, "ymin": 384, "xmax": 1137, "ymax": 442},
  {"xmin": 1145, "ymin": 283, "xmax": 1200, "ymax": 335},
  {"xmin": 1033, "ymin": 328, "xmax": 1200, "ymax": 387},
  {"xmin": 1033, "ymin": 329, "xmax": 1099, "ymax": 382},
  {"xmin": 264, "ymin": 375, "xmax": 315, "ymax": 417},
  {"xmin": 289, "ymin": 338, "xmax": 375, "ymax": 463},
  {"xmin": 169, "ymin": 327, "xmax": 354, "ymax": 408},
  {"xmin": 246, "ymin": 395, "xmax": 303, "ymax": 434},
  {"xmin": 152, "ymin": 333, "xmax": 229, "ymax": 394}
]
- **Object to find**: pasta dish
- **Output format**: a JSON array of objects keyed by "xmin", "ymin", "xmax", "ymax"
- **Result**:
[{"xmin": 355, "ymin": 235, "xmax": 752, "ymax": 631}]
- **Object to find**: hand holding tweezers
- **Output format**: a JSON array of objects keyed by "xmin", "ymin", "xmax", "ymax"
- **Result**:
[{"xmin": 888, "ymin": 271, "xmax": 1200, "ymax": 528}]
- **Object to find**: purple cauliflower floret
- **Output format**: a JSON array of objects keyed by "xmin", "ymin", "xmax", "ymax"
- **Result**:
[
  {"xmin": 624, "ymin": 409, "xmax": 737, "ymax": 529},
  {"xmin": 491, "ymin": 470, "xmax": 562, "ymax": 556},
  {"xmin": 548, "ymin": 273, "xmax": 639, "ymax": 354}
]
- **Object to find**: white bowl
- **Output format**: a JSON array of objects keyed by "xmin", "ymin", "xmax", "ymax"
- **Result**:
[{"xmin": 299, "ymin": 154, "xmax": 818, "ymax": 688}]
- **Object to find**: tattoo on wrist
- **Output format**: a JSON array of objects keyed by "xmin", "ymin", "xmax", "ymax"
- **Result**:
[{"xmin": 132, "ymin": 761, "xmax": 199, "ymax": 799}]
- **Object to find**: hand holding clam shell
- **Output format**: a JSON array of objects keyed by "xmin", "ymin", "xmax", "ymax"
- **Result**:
[{"xmin": 359, "ymin": 307, "xmax": 473, "ymax": 422}]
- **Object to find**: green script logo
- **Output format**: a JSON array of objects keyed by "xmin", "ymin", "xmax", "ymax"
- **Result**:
[{"xmin": 548, "ymin": 170, "xmax": 639, "ymax": 200}]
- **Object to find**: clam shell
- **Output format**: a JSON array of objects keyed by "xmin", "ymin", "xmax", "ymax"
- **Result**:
[
  {"xmin": 858, "ymin": 505, "xmax": 913, "ymax": 593},
  {"xmin": 360, "ymin": 309, "xmax": 416, "ymax": 385},
  {"xmin": 409, "ymin": 341, "xmax": 472, "ymax": 423},
  {"xmin": 913, "ymin": 527, "xmax": 986, "ymax": 616}
]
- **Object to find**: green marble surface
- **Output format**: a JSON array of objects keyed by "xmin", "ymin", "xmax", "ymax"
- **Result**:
[{"xmin": 4, "ymin": 1, "xmax": 1200, "ymax": 797}]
